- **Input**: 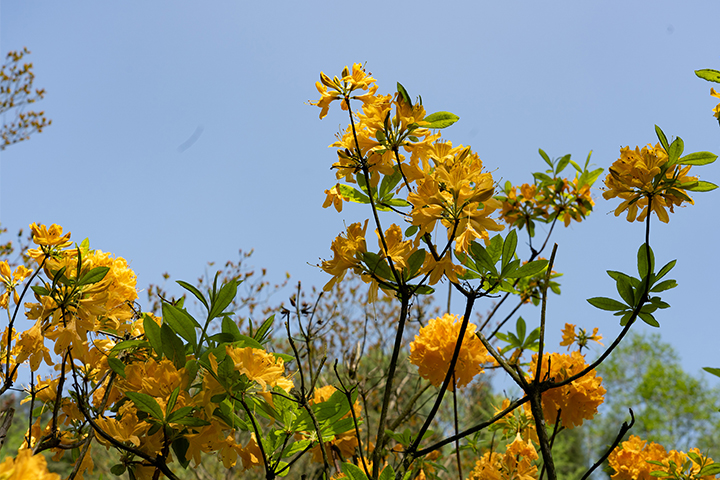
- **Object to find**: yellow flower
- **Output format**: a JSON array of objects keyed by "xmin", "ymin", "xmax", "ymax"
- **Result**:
[
  {"xmin": 409, "ymin": 313, "xmax": 492, "ymax": 391},
  {"xmin": 608, "ymin": 436, "xmax": 673, "ymax": 480},
  {"xmin": 323, "ymin": 184, "xmax": 349, "ymax": 212},
  {"xmin": 603, "ymin": 144, "xmax": 698, "ymax": 223},
  {"xmin": 224, "ymin": 345, "xmax": 294, "ymax": 392},
  {"xmin": 467, "ymin": 435, "xmax": 538, "ymax": 480},
  {"xmin": 526, "ymin": 351, "xmax": 605, "ymax": 428},
  {"xmin": 0, "ymin": 449, "xmax": 61, "ymax": 480},
  {"xmin": 310, "ymin": 63, "xmax": 378, "ymax": 119},
  {"xmin": 14, "ymin": 320, "xmax": 53, "ymax": 371},
  {"xmin": 711, "ymin": 88, "xmax": 720, "ymax": 120},
  {"xmin": 26, "ymin": 223, "xmax": 72, "ymax": 260},
  {"xmin": 0, "ymin": 262, "xmax": 33, "ymax": 308},
  {"xmin": 559, "ymin": 323, "xmax": 603, "ymax": 352},
  {"xmin": 321, "ymin": 221, "xmax": 368, "ymax": 291}
]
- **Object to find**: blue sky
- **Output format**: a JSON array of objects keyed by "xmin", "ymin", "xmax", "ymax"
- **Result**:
[{"xmin": 1, "ymin": 1, "xmax": 719, "ymax": 382}]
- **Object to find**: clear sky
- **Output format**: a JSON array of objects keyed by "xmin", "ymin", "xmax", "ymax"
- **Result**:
[{"xmin": 1, "ymin": 1, "xmax": 719, "ymax": 382}]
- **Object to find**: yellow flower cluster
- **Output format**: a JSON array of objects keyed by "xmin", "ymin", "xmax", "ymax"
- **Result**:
[
  {"xmin": 603, "ymin": 144, "xmax": 697, "ymax": 223},
  {"xmin": 467, "ymin": 434, "xmax": 539, "ymax": 480},
  {"xmin": 2, "ymin": 224, "xmax": 301, "ymax": 477},
  {"xmin": 409, "ymin": 313, "xmax": 492, "ymax": 391},
  {"xmin": 0, "ymin": 261, "xmax": 32, "ymax": 309},
  {"xmin": 608, "ymin": 435, "xmax": 716, "ymax": 480},
  {"xmin": 499, "ymin": 178, "xmax": 594, "ymax": 230},
  {"xmin": 314, "ymin": 64, "xmax": 507, "ymax": 291},
  {"xmin": 526, "ymin": 351, "xmax": 605, "ymax": 428},
  {"xmin": 0, "ymin": 449, "xmax": 61, "ymax": 480}
]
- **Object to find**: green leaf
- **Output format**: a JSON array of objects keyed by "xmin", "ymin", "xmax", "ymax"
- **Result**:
[
  {"xmin": 486, "ymin": 234, "xmax": 503, "ymax": 264},
  {"xmin": 143, "ymin": 314, "xmax": 163, "ymax": 357},
  {"xmin": 539, "ymin": 149, "xmax": 553, "ymax": 168},
  {"xmin": 110, "ymin": 465, "xmax": 126, "ymax": 476},
  {"xmin": 703, "ymin": 367, "xmax": 720, "ymax": 378},
  {"xmin": 221, "ymin": 316, "xmax": 242, "ymax": 342},
  {"xmin": 556, "ymin": 154, "xmax": 571, "ymax": 174},
  {"xmin": 125, "ymin": 392, "xmax": 164, "ymax": 421},
  {"xmin": 699, "ymin": 463, "xmax": 720, "ymax": 476},
  {"xmin": 405, "ymin": 225, "xmax": 419, "ymax": 237},
  {"xmin": 655, "ymin": 125, "xmax": 669, "ymax": 151},
  {"xmin": 173, "ymin": 417, "xmax": 210, "ymax": 427},
  {"xmin": 361, "ymin": 252, "xmax": 395, "ymax": 281},
  {"xmin": 470, "ymin": 243, "xmax": 498, "ymax": 276},
  {"xmin": 337, "ymin": 184, "xmax": 371, "ymax": 204},
  {"xmin": 516, "ymin": 317, "xmax": 526, "ymax": 343},
  {"xmin": 162, "ymin": 303, "xmax": 198, "ymax": 348},
  {"xmin": 109, "ymin": 339, "xmax": 150, "ymax": 355},
  {"xmin": 587, "ymin": 297, "xmax": 628, "ymax": 311},
  {"xmin": 172, "ymin": 437, "xmax": 190, "ymax": 469},
  {"xmin": 76, "ymin": 266, "xmax": 110, "ymax": 286},
  {"xmin": 501, "ymin": 229, "xmax": 518, "ymax": 270},
  {"xmin": 166, "ymin": 387, "xmax": 180, "ymax": 416},
  {"xmin": 687, "ymin": 180, "xmax": 718, "ymax": 192},
  {"xmin": 423, "ymin": 111, "xmax": 459, "ymax": 129},
  {"xmin": 615, "ymin": 275, "xmax": 635, "ymax": 307},
  {"xmin": 341, "ymin": 463, "xmax": 370, "ymax": 480},
  {"xmin": 506, "ymin": 259, "xmax": 548, "ymax": 279},
  {"xmin": 208, "ymin": 280, "xmax": 238, "ymax": 320},
  {"xmin": 397, "ymin": 82, "xmax": 411, "ymax": 106},
  {"xmin": 253, "ymin": 315, "xmax": 275, "ymax": 344},
  {"xmin": 638, "ymin": 312, "xmax": 659, "ymax": 327},
  {"xmin": 107, "ymin": 357, "xmax": 126, "ymax": 378},
  {"xmin": 650, "ymin": 279, "xmax": 677, "ymax": 292},
  {"xmin": 161, "ymin": 323, "xmax": 187, "ymax": 369},
  {"xmin": 655, "ymin": 260, "xmax": 676, "ymax": 282},
  {"xmin": 678, "ymin": 151, "xmax": 717, "ymax": 166},
  {"xmin": 695, "ymin": 68, "xmax": 720, "ymax": 83},
  {"xmin": 176, "ymin": 280, "xmax": 209, "ymax": 310},
  {"xmin": 406, "ymin": 249, "xmax": 426, "ymax": 278},
  {"xmin": 379, "ymin": 165, "xmax": 403, "ymax": 198},
  {"xmin": 379, "ymin": 465, "xmax": 396, "ymax": 480},
  {"xmin": 217, "ymin": 355, "xmax": 235, "ymax": 383},
  {"xmin": 667, "ymin": 137, "xmax": 684, "ymax": 165},
  {"xmin": 637, "ymin": 244, "xmax": 654, "ymax": 278}
]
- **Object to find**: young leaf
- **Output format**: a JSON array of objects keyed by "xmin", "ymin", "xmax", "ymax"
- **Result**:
[
  {"xmin": 678, "ymin": 151, "xmax": 717, "ymax": 166},
  {"xmin": 655, "ymin": 125, "xmax": 669, "ymax": 151},
  {"xmin": 221, "ymin": 316, "xmax": 243, "ymax": 342},
  {"xmin": 208, "ymin": 280, "xmax": 238, "ymax": 320},
  {"xmin": 695, "ymin": 69, "xmax": 720, "ymax": 83},
  {"xmin": 338, "ymin": 184, "xmax": 371, "ymax": 204},
  {"xmin": 687, "ymin": 180, "xmax": 718, "ymax": 192},
  {"xmin": 166, "ymin": 387, "xmax": 180, "ymax": 416},
  {"xmin": 176, "ymin": 280, "xmax": 209, "ymax": 310},
  {"xmin": 516, "ymin": 317, "xmax": 526, "ymax": 343},
  {"xmin": 556, "ymin": 154, "xmax": 571, "ymax": 174},
  {"xmin": 702, "ymin": 367, "xmax": 720, "ymax": 378},
  {"xmin": 423, "ymin": 111, "xmax": 459, "ymax": 129},
  {"xmin": 538, "ymin": 149, "xmax": 553, "ymax": 168},
  {"xmin": 667, "ymin": 137, "xmax": 684, "ymax": 165}
]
